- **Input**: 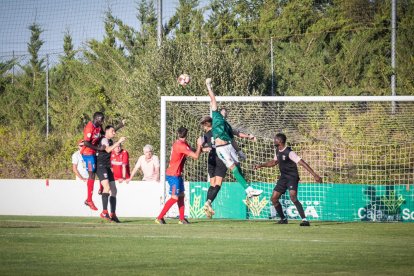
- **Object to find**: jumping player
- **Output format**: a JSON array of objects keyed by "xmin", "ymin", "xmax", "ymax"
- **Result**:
[
  {"xmin": 254, "ymin": 133, "xmax": 322, "ymax": 226},
  {"xmin": 155, "ymin": 127, "xmax": 202, "ymax": 224},
  {"xmin": 96, "ymin": 125, "xmax": 126, "ymax": 223},
  {"xmin": 81, "ymin": 112, "xmax": 105, "ymax": 211},
  {"xmin": 200, "ymin": 116, "xmax": 256, "ymax": 218},
  {"xmin": 81, "ymin": 112, "xmax": 125, "ymax": 211},
  {"xmin": 205, "ymin": 78, "xmax": 262, "ymax": 198}
]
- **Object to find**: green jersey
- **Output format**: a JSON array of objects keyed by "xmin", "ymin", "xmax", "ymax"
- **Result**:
[{"xmin": 212, "ymin": 110, "xmax": 234, "ymax": 142}]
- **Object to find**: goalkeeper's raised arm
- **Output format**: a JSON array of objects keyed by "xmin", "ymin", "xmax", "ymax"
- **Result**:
[
  {"xmin": 205, "ymin": 78, "xmax": 217, "ymax": 111},
  {"xmin": 205, "ymin": 78, "xmax": 263, "ymax": 198}
]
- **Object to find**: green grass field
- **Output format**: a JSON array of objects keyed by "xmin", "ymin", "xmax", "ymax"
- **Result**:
[{"xmin": 0, "ymin": 216, "xmax": 413, "ymax": 275}]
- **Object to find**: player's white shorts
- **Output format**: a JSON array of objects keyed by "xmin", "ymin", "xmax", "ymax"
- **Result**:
[{"xmin": 216, "ymin": 143, "xmax": 239, "ymax": 168}]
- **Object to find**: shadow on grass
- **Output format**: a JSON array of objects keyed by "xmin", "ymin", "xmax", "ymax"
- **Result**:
[{"xmin": 0, "ymin": 225, "xmax": 42, "ymax": 229}]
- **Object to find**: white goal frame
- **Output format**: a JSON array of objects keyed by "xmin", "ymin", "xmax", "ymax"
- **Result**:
[{"xmin": 160, "ymin": 95, "xmax": 414, "ymax": 188}]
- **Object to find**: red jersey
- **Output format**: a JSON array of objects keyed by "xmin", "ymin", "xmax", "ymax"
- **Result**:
[
  {"xmin": 110, "ymin": 150, "xmax": 130, "ymax": 180},
  {"xmin": 166, "ymin": 140, "xmax": 193, "ymax": 177},
  {"xmin": 80, "ymin": 121, "xmax": 102, "ymax": 155}
]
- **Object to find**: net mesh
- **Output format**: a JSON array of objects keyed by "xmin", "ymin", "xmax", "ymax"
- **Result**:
[{"xmin": 164, "ymin": 99, "xmax": 414, "ymax": 221}]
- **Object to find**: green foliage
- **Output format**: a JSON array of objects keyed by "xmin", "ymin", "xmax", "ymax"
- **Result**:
[
  {"xmin": 137, "ymin": 0, "xmax": 157, "ymax": 38},
  {"xmin": 0, "ymin": 126, "xmax": 71, "ymax": 178},
  {"xmin": 165, "ymin": 0, "xmax": 205, "ymax": 38},
  {"xmin": 62, "ymin": 30, "xmax": 75, "ymax": 61},
  {"xmin": 1, "ymin": 1, "xmax": 413, "ymax": 178},
  {"xmin": 27, "ymin": 23, "xmax": 45, "ymax": 77}
]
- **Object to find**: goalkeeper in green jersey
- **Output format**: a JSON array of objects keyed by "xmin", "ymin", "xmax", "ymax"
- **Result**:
[{"xmin": 205, "ymin": 78, "xmax": 262, "ymax": 198}]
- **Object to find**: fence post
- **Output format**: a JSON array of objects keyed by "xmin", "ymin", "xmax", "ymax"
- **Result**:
[
  {"xmin": 271, "ymin": 37, "xmax": 274, "ymax": 96},
  {"xmin": 12, "ymin": 50, "xmax": 15, "ymax": 85},
  {"xmin": 46, "ymin": 54, "xmax": 49, "ymax": 138},
  {"xmin": 391, "ymin": 0, "xmax": 397, "ymax": 114},
  {"xmin": 157, "ymin": 0, "xmax": 162, "ymax": 48}
]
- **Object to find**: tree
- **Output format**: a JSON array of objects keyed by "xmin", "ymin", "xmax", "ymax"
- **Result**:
[
  {"xmin": 103, "ymin": 10, "xmax": 116, "ymax": 48},
  {"xmin": 62, "ymin": 30, "xmax": 75, "ymax": 61},
  {"xmin": 165, "ymin": 0, "xmax": 204, "ymax": 39},
  {"xmin": 137, "ymin": 0, "xmax": 157, "ymax": 39},
  {"xmin": 205, "ymin": 0, "xmax": 237, "ymax": 42},
  {"xmin": 27, "ymin": 23, "xmax": 45, "ymax": 87}
]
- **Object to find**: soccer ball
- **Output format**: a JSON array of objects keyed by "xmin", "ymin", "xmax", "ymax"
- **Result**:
[{"xmin": 177, "ymin": 74, "xmax": 191, "ymax": 87}]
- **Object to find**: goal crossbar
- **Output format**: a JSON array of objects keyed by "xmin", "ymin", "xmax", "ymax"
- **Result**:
[
  {"xmin": 160, "ymin": 95, "xmax": 414, "ymax": 189},
  {"xmin": 161, "ymin": 95, "xmax": 414, "ymax": 102}
]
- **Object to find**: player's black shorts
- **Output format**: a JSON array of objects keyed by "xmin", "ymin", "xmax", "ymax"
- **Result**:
[
  {"xmin": 274, "ymin": 176, "xmax": 299, "ymax": 194},
  {"xmin": 96, "ymin": 165, "xmax": 115, "ymax": 182},
  {"xmin": 208, "ymin": 156, "xmax": 227, "ymax": 178}
]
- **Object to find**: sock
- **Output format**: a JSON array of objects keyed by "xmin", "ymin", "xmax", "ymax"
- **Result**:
[
  {"xmin": 275, "ymin": 203, "xmax": 285, "ymax": 220},
  {"xmin": 178, "ymin": 197, "xmax": 185, "ymax": 220},
  {"xmin": 157, "ymin": 198, "xmax": 177, "ymax": 220},
  {"xmin": 110, "ymin": 196, "xmax": 116, "ymax": 213},
  {"xmin": 231, "ymin": 166, "xmax": 249, "ymax": 189},
  {"xmin": 293, "ymin": 200, "xmax": 306, "ymax": 220},
  {"xmin": 206, "ymin": 186, "xmax": 214, "ymax": 202},
  {"xmin": 210, "ymin": 185, "xmax": 221, "ymax": 203},
  {"xmin": 87, "ymin": 178, "xmax": 94, "ymax": 202},
  {"xmin": 102, "ymin": 193, "xmax": 109, "ymax": 211}
]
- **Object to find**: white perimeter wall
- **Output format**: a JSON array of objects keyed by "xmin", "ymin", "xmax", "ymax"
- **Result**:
[{"xmin": 0, "ymin": 179, "xmax": 187, "ymax": 218}]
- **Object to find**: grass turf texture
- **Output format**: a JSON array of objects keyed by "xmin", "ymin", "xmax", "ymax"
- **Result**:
[{"xmin": 0, "ymin": 216, "xmax": 413, "ymax": 275}]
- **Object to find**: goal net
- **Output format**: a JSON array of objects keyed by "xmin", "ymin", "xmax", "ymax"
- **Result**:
[{"xmin": 160, "ymin": 96, "xmax": 414, "ymax": 222}]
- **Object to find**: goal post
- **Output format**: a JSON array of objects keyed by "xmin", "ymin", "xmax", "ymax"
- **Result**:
[{"xmin": 160, "ymin": 95, "xmax": 414, "ymax": 222}]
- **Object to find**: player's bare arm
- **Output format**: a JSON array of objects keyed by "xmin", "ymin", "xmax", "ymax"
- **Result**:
[
  {"xmin": 202, "ymin": 147, "xmax": 212, "ymax": 153},
  {"xmin": 298, "ymin": 159, "xmax": 322, "ymax": 183},
  {"xmin": 84, "ymin": 140, "xmax": 105, "ymax": 151},
  {"xmin": 199, "ymin": 136, "xmax": 212, "ymax": 152},
  {"xmin": 253, "ymin": 159, "xmax": 279, "ymax": 170},
  {"xmin": 233, "ymin": 130, "xmax": 256, "ymax": 141},
  {"xmin": 206, "ymin": 78, "xmax": 218, "ymax": 111},
  {"xmin": 104, "ymin": 137, "xmax": 127, "ymax": 153},
  {"xmin": 186, "ymin": 138, "xmax": 203, "ymax": 160},
  {"xmin": 229, "ymin": 131, "xmax": 252, "ymax": 161},
  {"xmin": 114, "ymin": 119, "xmax": 126, "ymax": 132}
]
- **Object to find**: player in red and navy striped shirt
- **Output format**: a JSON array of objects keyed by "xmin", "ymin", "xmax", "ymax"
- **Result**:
[
  {"xmin": 81, "ymin": 112, "xmax": 125, "ymax": 211},
  {"xmin": 155, "ymin": 127, "xmax": 202, "ymax": 224},
  {"xmin": 81, "ymin": 112, "xmax": 105, "ymax": 211}
]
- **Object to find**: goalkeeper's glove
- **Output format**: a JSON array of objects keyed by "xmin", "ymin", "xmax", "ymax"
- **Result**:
[{"xmin": 237, "ymin": 150, "xmax": 247, "ymax": 161}]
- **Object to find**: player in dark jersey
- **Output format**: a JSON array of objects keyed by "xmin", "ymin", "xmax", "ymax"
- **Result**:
[
  {"xmin": 155, "ymin": 127, "xmax": 202, "ymax": 224},
  {"xmin": 200, "ymin": 115, "xmax": 256, "ymax": 218},
  {"xmin": 254, "ymin": 133, "xmax": 322, "ymax": 226},
  {"xmin": 96, "ymin": 125, "xmax": 126, "ymax": 223},
  {"xmin": 81, "ymin": 112, "xmax": 125, "ymax": 211},
  {"xmin": 200, "ymin": 116, "xmax": 227, "ymax": 218},
  {"xmin": 205, "ymin": 78, "xmax": 262, "ymax": 198}
]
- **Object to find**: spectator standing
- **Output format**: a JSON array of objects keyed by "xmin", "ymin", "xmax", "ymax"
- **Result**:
[
  {"xmin": 72, "ymin": 139, "xmax": 89, "ymax": 182},
  {"xmin": 111, "ymin": 144, "xmax": 130, "ymax": 183}
]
